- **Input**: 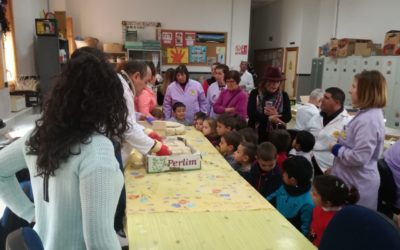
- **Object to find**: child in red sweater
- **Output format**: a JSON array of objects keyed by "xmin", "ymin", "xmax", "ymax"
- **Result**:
[
  {"xmin": 309, "ymin": 175, "xmax": 359, "ymax": 247},
  {"xmin": 267, "ymin": 129, "xmax": 291, "ymax": 170}
]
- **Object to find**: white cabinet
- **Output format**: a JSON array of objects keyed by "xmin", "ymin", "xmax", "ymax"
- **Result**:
[{"xmin": 320, "ymin": 56, "xmax": 400, "ymax": 129}]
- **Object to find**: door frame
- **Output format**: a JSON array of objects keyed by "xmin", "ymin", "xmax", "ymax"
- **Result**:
[{"xmin": 283, "ymin": 47, "xmax": 299, "ymax": 98}]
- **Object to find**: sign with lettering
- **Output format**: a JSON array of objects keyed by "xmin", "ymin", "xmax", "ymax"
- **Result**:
[
  {"xmin": 235, "ymin": 45, "xmax": 248, "ymax": 55},
  {"xmin": 146, "ymin": 138, "xmax": 201, "ymax": 173}
]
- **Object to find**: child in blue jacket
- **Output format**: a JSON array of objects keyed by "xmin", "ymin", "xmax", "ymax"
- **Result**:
[{"xmin": 267, "ymin": 156, "xmax": 314, "ymax": 236}]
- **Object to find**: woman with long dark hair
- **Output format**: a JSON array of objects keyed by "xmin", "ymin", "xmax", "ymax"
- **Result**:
[{"xmin": 0, "ymin": 48, "xmax": 129, "ymax": 249}]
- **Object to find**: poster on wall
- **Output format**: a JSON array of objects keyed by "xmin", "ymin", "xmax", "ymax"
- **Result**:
[
  {"xmin": 167, "ymin": 47, "xmax": 189, "ymax": 64},
  {"xmin": 175, "ymin": 32, "xmax": 184, "ymax": 47},
  {"xmin": 161, "ymin": 31, "xmax": 174, "ymax": 45},
  {"xmin": 216, "ymin": 47, "xmax": 226, "ymax": 63},
  {"xmin": 235, "ymin": 45, "xmax": 248, "ymax": 55},
  {"xmin": 189, "ymin": 46, "xmax": 207, "ymax": 63},
  {"xmin": 185, "ymin": 32, "xmax": 196, "ymax": 46}
]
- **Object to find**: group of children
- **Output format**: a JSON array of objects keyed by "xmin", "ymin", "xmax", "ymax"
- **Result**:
[
  {"xmin": 189, "ymin": 111, "xmax": 360, "ymax": 247},
  {"xmin": 150, "ymin": 105, "xmax": 359, "ymax": 247}
]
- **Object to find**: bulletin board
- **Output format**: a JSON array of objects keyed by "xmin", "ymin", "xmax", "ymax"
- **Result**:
[{"xmin": 159, "ymin": 29, "xmax": 227, "ymax": 66}]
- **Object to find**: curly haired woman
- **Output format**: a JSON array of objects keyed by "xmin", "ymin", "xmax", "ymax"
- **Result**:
[{"xmin": 0, "ymin": 47, "xmax": 129, "ymax": 249}]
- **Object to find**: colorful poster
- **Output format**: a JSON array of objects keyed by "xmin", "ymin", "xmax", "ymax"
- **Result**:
[
  {"xmin": 167, "ymin": 47, "xmax": 189, "ymax": 64},
  {"xmin": 175, "ymin": 32, "xmax": 183, "ymax": 47},
  {"xmin": 216, "ymin": 47, "xmax": 226, "ymax": 63},
  {"xmin": 161, "ymin": 31, "xmax": 174, "ymax": 45},
  {"xmin": 189, "ymin": 46, "xmax": 207, "ymax": 63},
  {"xmin": 185, "ymin": 32, "xmax": 196, "ymax": 46},
  {"xmin": 235, "ymin": 45, "xmax": 248, "ymax": 55}
]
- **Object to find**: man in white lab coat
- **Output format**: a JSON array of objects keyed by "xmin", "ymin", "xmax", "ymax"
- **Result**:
[
  {"xmin": 304, "ymin": 87, "xmax": 352, "ymax": 175},
  {"xmin": 239, "ymin": 61, "xmax": 254, "ymax": 93},
  {"xmin": 118, "ymin": 63, "xmax": 170, "ymax": 164},
  {"xmin": 294, "ymin": 88, "xmax": 324, "ymax": 130}
]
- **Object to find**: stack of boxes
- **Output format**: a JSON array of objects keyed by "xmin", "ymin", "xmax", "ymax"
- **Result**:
[
  {"xmin": 326, "ymin": 30, "xmax": 400, "ymax": 58},
  {"xmin": 329, "ymin": 38, "xmax": 380, "ymax": 57}
]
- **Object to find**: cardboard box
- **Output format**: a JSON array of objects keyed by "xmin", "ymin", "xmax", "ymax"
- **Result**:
[
  {"xmin": 328, "ymin": 38, "xmax": 339, "ymax": 57},
  {"xmin": 372, "ymin": 44, "xmax": 383, "ymax": 56},
  {"xmin": 383, "ymin": 30, "xmax": 400, "ymax": 55},
  {"xmin": 354, "ymin": 42, "xmax": 373, "ymax": 56},
  {"xmin": 146, "ymin": 137, "xmax": 201, "ymax": 173},
  {"xmin": 337, "ymin": 39, "xmax": 356, "ymax": 57},
  {"xmin": 103, "ymin": 43, "xmax": 123, "ymax": 53}
]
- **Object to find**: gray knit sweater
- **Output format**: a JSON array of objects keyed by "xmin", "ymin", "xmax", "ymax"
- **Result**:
[{"xmin": 0, "ymin": 132, "xmax": 123, "ymax": 249}]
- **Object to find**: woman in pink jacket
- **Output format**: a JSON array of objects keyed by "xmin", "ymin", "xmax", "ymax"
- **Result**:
[
  {"xmin": 213, "ymin": 70, "xmax": 248, "ymax": 119},
  {"xmin": 135, "ymin": 62, "xmax": 157, "ymax": 118}
]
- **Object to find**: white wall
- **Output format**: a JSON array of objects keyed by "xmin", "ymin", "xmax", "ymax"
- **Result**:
[
  {"xmin": 58, "ymin": 0, "xmax": 251, "ymax": 72},
  {"xmin": 231, "ymin": 0, "xmax": 251, "ymax": 70},
  {"xmin": 250, "ymin": 0, "xmax": 318, "ymax": 73},
  {"xmin": 336, "ymin": 0, "xmax": 400, "ymax": 44},
  {"xmin": 316, "ymin": 0, "xmax": 337, "ymax": 49},
  {"xmin": 252, "ymin": 0, "xmax": 400, "ymax": 74},
  {"xmin": 251, "ymin": 0, "xmax": 303, "ymax": 51},
  {"xmin": 13, "ymin": 0, "xmax": 47, "ymax": 76},
  {"xmin": 298, "ymin": 0, "xmax": 319, "ymax": 73}
]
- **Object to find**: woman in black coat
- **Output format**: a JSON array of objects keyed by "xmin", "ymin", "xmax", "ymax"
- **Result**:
[{"xmin": 247, "ymin": 67, "xmax": 292, "ymax": 142}]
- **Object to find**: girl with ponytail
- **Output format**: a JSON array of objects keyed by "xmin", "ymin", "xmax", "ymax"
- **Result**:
[{"xmin": 309, "ymin": 175, "xmax": 359, "ymax": 247}]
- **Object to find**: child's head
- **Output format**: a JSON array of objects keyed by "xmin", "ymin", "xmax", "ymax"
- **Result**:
[
  {"xmin": 150, "ymin": 108, "xmax": 165, "ymax": 120},
  {"xmin": 352, "ymin": 70, "xmax": 386, "ymax": 109},
  {"xmin": 292, "ymin": 130, "xmax": 315, "ymax": 152},
  {"xmin": 268, "ymin": 129, "xmax": 291, "ymax": 153},
  {"xmin": 256, "ymin": 142, "xmax": 277, "ymax": 172},
  {"xmin": 282, "ymin": 156, "xmax": 313, "ymax": 187},
  {"xmin": 234, "ymin": 142, "xmax": 257, "ymax": 165},
  {"xmin": 172, "ymin": 102, "xmax": 186, "ymax": 120},
  {"xmin": 312, "ymin": 175, "xmax": 359, "ymax": 207},
  {"xmin": 234, "ymin": 116, "xmax": 247, "ymax": 131},
  {"xmin": 216, "ymin": 114, "xmax": 236, "ymax": 136},
  {"xmin": 219, "ymin": 131, "xmax": 242, "ymax": 155},
  {"xmin": 239, "ymin": 127, "xmax": 258, "ymax": 144},
  {"xmin": 202, "ymin": 118, "xmax": 217, "ymax": 137},
  {"xmin": 194, "ymin": 112, "xmax": 207, "ymax": 131}
]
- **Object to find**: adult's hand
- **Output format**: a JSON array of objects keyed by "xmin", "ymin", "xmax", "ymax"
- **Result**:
[
  {"xmin": 156, "ymin": 143, "xmax": 171, "ymax": 156},
  {"xmin": 225, "ymin": 107, "xmax": 235, "ymax": 113},
  {"xmin": 264, "ymin": 106, "xmax": 278, "ymax": 116},
  {"xmin": 148, "ymin": 131, "xmax": 163, "ymax": 142},
  {"xmin": 268, "ymin": 114, "xmax": 284, "ymax": 125}
]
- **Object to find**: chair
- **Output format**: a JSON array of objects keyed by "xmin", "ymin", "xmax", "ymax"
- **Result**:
[
  {"xmin": 5, "ymin": 227, "xmax": 44, "ymax": 250},
  {"xmin": 319, "ymin": 205, "xmax": 400, "ymax": 250},
  {"xmin": 0, "ymin": 181, "xmax": 34, "ymax": 250}
]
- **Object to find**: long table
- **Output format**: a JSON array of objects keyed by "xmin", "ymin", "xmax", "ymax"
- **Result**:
[{"xmin": 125, "ymin": 127, "xmax": 316, "ymax": 249}]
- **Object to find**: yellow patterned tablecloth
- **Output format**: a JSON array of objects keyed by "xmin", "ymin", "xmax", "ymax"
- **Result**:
[
  {"xmin": 125, "ymin": 127, "xmax": 271, "ymax": 214},
  {"xmin": 125, "ymin": 127, "xmax": 316, "ymax": 250}
]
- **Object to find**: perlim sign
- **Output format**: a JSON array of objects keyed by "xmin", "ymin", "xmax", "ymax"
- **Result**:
[{"xmin": 146, "ymin": 137, "xmax": 201, "ymax": 173}]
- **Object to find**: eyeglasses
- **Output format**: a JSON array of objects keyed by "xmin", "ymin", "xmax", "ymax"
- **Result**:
[{"xmin": 267, "ymin": 81, "xmax": 281, "ymax": 85}]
